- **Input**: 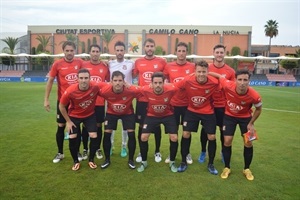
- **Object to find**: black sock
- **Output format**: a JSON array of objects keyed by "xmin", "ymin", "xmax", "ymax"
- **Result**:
[
  {"xmin": 154, "ymin": 126, "xmax": 161, "ymax": 153},
  {"xmin": 244, "ymin": 146, "xmax": 253, "ymax": 169},
  {"xmin": 180, "ymin": 136, "xmax": 190, "ymax": 163},
  {"xmin": 89, "ymin": 137, "xmax": 97, "ymax": 162},
  {"xmin": 200, "ymin": 128, "xmax": 207, "ymax": 153},
  {"xmin": 81, "ymin": 126, "xmax": 89, "ymax": 150},
  {"xmin": 138, "ymin": 126, "xmax": 142, "ymax": 152},
  {"xmin": 103, "ymin": 132, "xmax": 111, "ymax": 161},
  {"xmin": 69, "ymin": 137, "xmax": 78, "ymax": 163},
  {"xmin": 220, "ymin": 129, "xmax": 224, "ymax": 152},
  {"xmin": 56, "ymin": 126, "xmax": 65, "ymax": 153},
  {"xmin": 223, "ymin": 146, "xmax": 231, "ymax": 168},
  {"xmin": 208, "ymin": 139, "xmax": 216, "ymax": 164},
  {"xmin": 127, "ymin": 131, "xmax": 136, "ymax": 161},
  {"xmin": 76, "ymin": 128, "xmax": 82, "ymax": 153},
  {"xmin": 169, "ymin": 139, "xmax": 178, "ymax": 161},
  {"xmin": 96, "ymin": 127, "xmax": 103, "ymax": 150},
  {"xmin": 140, "ymin": 140, "xmax": 148, "ymax": 161}
]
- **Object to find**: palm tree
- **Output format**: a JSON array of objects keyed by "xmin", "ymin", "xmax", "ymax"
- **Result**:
[
  {"xmin": 1, "ymin": 37, "xmax": 20, "ymax": 69},
  {"xmin": 36, "ymin": 35, "xmax": 53, "ymax": 52},
  {"xmin": 264, "ymin": 20, "xmax": 279, "ymax": 57},
  {"xmin": 101, "ymin": 31, "xmax": 116, "ymax": 53}
]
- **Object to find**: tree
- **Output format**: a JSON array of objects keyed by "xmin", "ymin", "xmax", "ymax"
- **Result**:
[
  {"xmin": 231, "ymin": 46, "xmax": 241, "ymax": 56},
  {"xmin": 1, "ymin": 37, "xmax": 20, "ymax": 68},
  {"xmin": 100, "ymin": 31, "xmax": 116, "ymax": 53},
  {"xmin": 264, "ymin": 19, "xmax": 279, "ymax": 57},
  {"xmin": 154, "ymin": 46, "xmax": 164, "ymax": 55},
  {"xmin": 36, "ymin": 35, "xmax": 53, "ymax": 52},
  {"xmin": 295, "ymin": 49, "xmax": 300, "ymax": 68}
]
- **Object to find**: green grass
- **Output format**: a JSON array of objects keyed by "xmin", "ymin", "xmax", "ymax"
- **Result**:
[{"xmin": 0, "ymin": 83, "xmax": 299, "ymax": 200}]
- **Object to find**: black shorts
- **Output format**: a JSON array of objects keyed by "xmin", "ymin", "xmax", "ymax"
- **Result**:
[
  {"xmin": 95, "ymin": 106, "xmax": 105, "ymax": 123},
  {"xmin": 56, "ymin": 100, "xmax": 67, "ymax": 123},
  {"xmin": 69, "ymin": 113, "xmax": 97, "ymax": 135},
  {"xmin": 135, "ymin": 101, "xmax": 148, "ymax": 124},
  {"xmin": 104, "ymin": 113, "xmax": 135, "ymax": 130},
  {"xmin": 222, "ymin": 114, "xmax": 252, "ymax": 136},
  {"xmin": 214, "ymin": 107, "xmax": 225, "ymax": 127},
  {"xmin": 183, "ymin": 110, "xmax": 216, "ymax": 134},
  {"xmin": 142, "ymin": 115, "xmax": 177, "ymax": 134},
  {"xmin": 174, "ymin": 106, "xmax": 187, "ymax": 126}
]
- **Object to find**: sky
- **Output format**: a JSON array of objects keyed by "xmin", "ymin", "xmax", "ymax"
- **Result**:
[{"xmin": 0, "ymin": 0, "xmax": 299, "ymax": 47}]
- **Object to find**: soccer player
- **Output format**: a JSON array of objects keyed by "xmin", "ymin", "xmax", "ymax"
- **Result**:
[
  {"xmin": 59, "ymin": 68, "xmax": 100, "ymax": 171},
  {"xmin": 198, "ymin": 44, "xmax": 236, "ymax": 164},
  {"xmin": 108, "ymin": 41, "xmax": 135, "ymax": 158},
  {"xmin": 163, "ymin": 42, "xmax": 195, "ymax": 165},
  {"xmin": 175, "ymin": 60, "xmax": 219, "ymax": 175},
  {"xmin": 136, "ymin": 72, "xmax": 178, "ymax": 173},
  {"xmin": 44, "ymin": 41, "xmax": 83, "ymax": 163},
  {"xmin": 133, "ymin": 38, "xmax": 167, "ymax": 163},
  {"xmin": 98, "ymin": 71, "xmax": 139, "ymax": 169},
  {"xmin": 209, "ymin": 69, "xmax": 262, "ymax": 181},
  {"xmin": 81, "ymin": 44, "xmax": 109, "ymax": 160}
]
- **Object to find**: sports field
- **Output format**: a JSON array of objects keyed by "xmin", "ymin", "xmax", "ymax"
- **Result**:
[{"xmin": 0, "ymin": 82, "xmax": 299, "ymax": 199}]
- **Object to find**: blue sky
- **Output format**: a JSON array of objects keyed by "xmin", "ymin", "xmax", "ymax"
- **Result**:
[{"xmin": 0, "ymin": 0, "xmax": 299, "ymax": 46}]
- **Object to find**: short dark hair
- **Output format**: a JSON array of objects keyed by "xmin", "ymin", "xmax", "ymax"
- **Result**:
[
  {"xmin": 176, "ymin": 42, "xmax": 188, "ymax": 51},
  {"xmin": 78, "ymin": 68, "xmax": 90, "ymax": 76},
  {"xmin": 195, "ymin": 60, "xmax": 209, "ymax": 68},
  {"xmin": 111, "ymin": 70, "xmax": 125, "ymax": 80},
  {"xmin": 213, "ymin": 44, "xmax": 226, "ymax": 51},
  {"xmin": 62, "ymin": 41, "xmax": 76, "ymax": 50},
  {"xmin": 89, "ymin": 44, "xmax": 101, "ymax": 52},
  {"xmin": 143, "ymin": 38, "xmax": 155, "ymax": 46},
  {"xmin": 114, "ymin": 41, "xmax": 126, "ymax": 49},
  {"xmin": 151, "ymin": 72, "xmax": 165, "ymax": 82},
  {"xmin": 235, "ymin": 69, "xmax": 251, "ymax": 79}
]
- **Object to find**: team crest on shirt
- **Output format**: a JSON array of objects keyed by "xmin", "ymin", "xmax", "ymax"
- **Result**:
[
  {"xmin": 164, "ymin": 98, "xmax": 168, "ymax": 102},
  {"xmin": 74, "ymin": 66, "xmax": 78, "ymax": 70},
  {"xmin": 99, "ymin": 69, "xmax": 103, "ymax": 73},
  {"xmin": 123, "ymin": 65, "xmax": 127, "ymax": 70},
  {"xmin": 241, "ymin": 101, "xmax": 246, "ymax": 105},
  {"xmin": 122, "ymin": 97, "xmax": 127, "ymax": 100},
  {"xmin": 153, "ymin": 64, "xmax": 158, "ymax": 69},
  {"xmin": 90, "ymin": 93, "xmax": 94, "ymax": 96},
  {"xmin": 185, "ymin": 69, "xmax": 190, "ymax": 74},
  {"xmin": 205, "ymin": 89, "xmax": 210, "ymax": 94}
]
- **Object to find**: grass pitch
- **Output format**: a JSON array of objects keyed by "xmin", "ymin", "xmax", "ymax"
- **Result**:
[{"xmin": 0, "ymin": 83, "xmax": 299, "ymax": 199}]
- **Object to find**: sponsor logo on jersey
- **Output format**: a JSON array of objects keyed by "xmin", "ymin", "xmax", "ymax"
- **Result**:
[
  {"xmin": 152, "ymin": 105, "xmax": 167, "ymax": 113},
  {"xmin": 227, "ymin": 101, "xmax": 243, "ymax": 112},
  {"xmin": 174, "ymin": 77, "xmax": 184, "ymax": 82},
  {"xmin": 90, "ymin": 76, "xmax": 102, "ymax": 82},
  {"xmin": 65, "ymin": 73, "xmax": 78, "ymax": 82},
  {"xmin": 171, "ymin": 69, "xmax": 178, "ymax": 72},
  {"xmin": 191, "ymin": 96, "xmax": 206, "ymax": 105},
  {"xmin": 112, "ymin": 104, "xmax": 126, "ymax": 113},
  {"xmin": 142, "ymin": 72, "xmax": 153, "ymax": 80},
  {"xmin": 79, "ymin": 99, "xmax": 93, "ymax": 109}
]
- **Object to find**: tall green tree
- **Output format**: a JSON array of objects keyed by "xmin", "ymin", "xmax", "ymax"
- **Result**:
[
  {"xmin": 36, "ymin": 35, "xmax": 53, "ymax": 52},
  {"xmin": 1, "ymin": 37, "xmax": 20, "ymax": 54},
  {"xmin": 264, "ymin": 19, "xmax": 279, "ymax": 57},
  {"xmin": 101, "ymin": 31, "xmax": 116, "ymax": 53}
]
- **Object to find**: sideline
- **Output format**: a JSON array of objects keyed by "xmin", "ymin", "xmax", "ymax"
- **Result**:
[
  {"xmin": 255, "ymin": 87, "xmax": 300, "ymax": 95},
  {"xmin": 263, "ymin": 107, "xmax": 300, "ymax": 114}
]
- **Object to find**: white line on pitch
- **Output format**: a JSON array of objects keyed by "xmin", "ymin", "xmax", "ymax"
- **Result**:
[{"xmin": 263, "ymin": 108, "xmax": 300, "ymax": 114}]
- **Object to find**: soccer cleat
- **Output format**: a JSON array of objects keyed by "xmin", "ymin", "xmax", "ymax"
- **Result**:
[
  {"xmin": 198, "ymin": 152, "xmax": 206, "ymax": 163},
  {"xmin": 221, "ymin": 167, "xmax": 231, "ymax": 179},
  {"xmin": 96, "ymin": 149, "xmax": 103, "ymax": 159},
  {"xmin": 177, "ymin": 162, "xmax": 188, "ymax": 172},
  {"xmin": 165, "ymin": 155, "xmax": 170, "ymax": 164},
  {"xmin": 136, "ymin": 153, "xmax": 142, "ymax": 163},
  {"xmin": 72, "ymin": 162, "xmax": 80, "ymax": 171},
  {"xmin": 154, "ymin": 152, "xmax": 162, "ymax": 163},
  {"xmin": 78, "ymin": 152, "xmax": 83, "ymax": 162},
  {"xmin": 208, "ymin": 164, "xmax": 218, "ymax": 175},
  {"xmin": 128, "ymin": 160, "xmax": 136, "ymax": 169},
  {"xmin": 82, "ymin": 149, "xmax": 88, "ymax": 160},
  {"xmin": 88, "ymin": 161, "xmax": 97, "ymax": 169},
  {"xmin": 186, "ymin": 153, "xmax": 193, "ymax": 164},
  {"xmin": 169, "ymin": 161, "xmax": 178, "ymax": 173},
  {"xmin": 137, "ymin": 161, "xmax": 148, "ymax": 172},
  {"xmin": 243, "ymin": 169, "xmax": 254, "ymax": 181},
  {"xmin": 101, "ymin": 160, "xmax": 111, "ymax": 169},
  {"xmin": 121, "ymin": 147, "xmax": 127, "ymax": 158},
  {"xmin": 53, "ymin": 153, "xmax": 64, "ymax": 163}
]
